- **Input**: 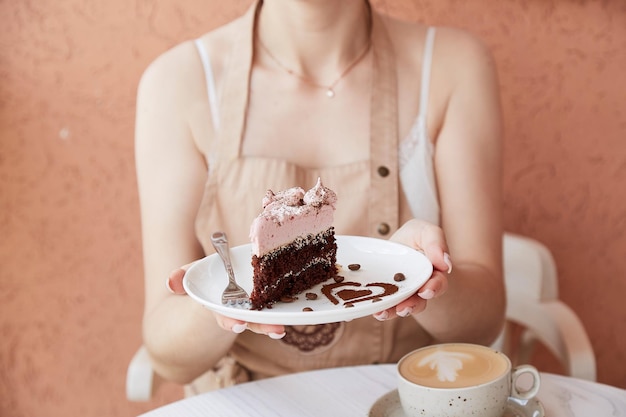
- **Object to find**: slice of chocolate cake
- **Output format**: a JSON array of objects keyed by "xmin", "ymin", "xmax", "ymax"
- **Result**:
[{"xmin": 248, "ymin": 178, "xmax": 338, "ymax": 310}]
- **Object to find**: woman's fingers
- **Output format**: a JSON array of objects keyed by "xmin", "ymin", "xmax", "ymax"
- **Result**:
[
  {"xmin": 214, "ymin": 313, "xmax": 286, "ymax": 339},
  {"xmin": 165, "ymin": 261, "xmax": 198, "ymax": 295},
  {"xmin": 373, "ymin": 293, "xmax": 428, "ymax": 321},
  {"xmin": 372, "ymin": 270, "xmax": 449, "ymax": 321},
  {"xmin": 390, "ymin": 219, "xmax": 453, "ymax": 275},
  {"xmin": 417, "ymin": 270, "xmax": 449, "ymax": 300},
  {"xmin": 247, "ymin": 322, "xmax": 286, "ymax": 339},
  {"xmin": 165, "ymin": 268, "xmax": 187, "ymax": 294}
]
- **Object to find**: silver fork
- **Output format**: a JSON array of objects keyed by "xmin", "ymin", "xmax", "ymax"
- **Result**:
[{"xmin": 210, "ymin": 231, "xmax": 250, "ymax": 306}]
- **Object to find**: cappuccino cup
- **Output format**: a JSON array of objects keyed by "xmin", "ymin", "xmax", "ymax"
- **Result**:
[{"xmin": 397, "ymin": 343, "xmax": 540, "ymax": 417}]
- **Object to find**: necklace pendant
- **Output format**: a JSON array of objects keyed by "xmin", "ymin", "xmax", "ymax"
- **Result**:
[{"xmin": 326, "ymin": 88, "xmax": 335, "ymax": 98}]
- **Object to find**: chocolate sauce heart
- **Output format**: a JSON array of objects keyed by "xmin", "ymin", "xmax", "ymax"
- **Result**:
[
  {"xmin": 337, "ymin": 288, "xmax": 372, "ymax": 301},
  {"xmin": 322, "ymin": 281, "xmax": 399, "ymax": 306}
]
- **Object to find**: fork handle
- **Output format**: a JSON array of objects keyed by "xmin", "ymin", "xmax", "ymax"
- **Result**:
[{"xmin": 210, "ymin": 231, "xmax": 236, "ymax": 282}]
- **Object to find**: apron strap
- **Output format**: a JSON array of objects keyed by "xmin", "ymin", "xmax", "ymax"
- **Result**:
[
  {"xmin": 369, "ymin": 10, "xmax": 400, "ymax": 236},
  {"xmin": 217, "ymin": 1, "xmax": 260, "ymax": 160}
]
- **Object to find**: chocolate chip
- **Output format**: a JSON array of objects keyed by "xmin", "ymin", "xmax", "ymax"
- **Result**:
[
  {"xmin": 280, "ymin": 296, "xmax": 297, "ymax": 303},
  {"xmin": 348, "ymin": 264, "xmax": 361, "ymax": 271},
  {"xmin": 393, "ymin": 273, "xmax": 406, "ymax": 282},
  {"xmin": 302, "ymin": 307, "xmax": 313, "ymax": 312},
  {"xmin": 305, "ymin": 292, "xmax": 318, "ymax": 300},
  {"xmin": 334, "ymin": 275, "xmax": 345, "ymax": 283}
]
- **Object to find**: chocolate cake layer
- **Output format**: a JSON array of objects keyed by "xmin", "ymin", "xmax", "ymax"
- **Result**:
[{"xmin": 249, "ymin": 229, "xmax": 337, "ymax": 310}]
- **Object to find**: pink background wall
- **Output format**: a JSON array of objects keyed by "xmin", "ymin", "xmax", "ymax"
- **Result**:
[{"xmin": 1, "ymin": 0, "xmax": 624, "ymax": 415}]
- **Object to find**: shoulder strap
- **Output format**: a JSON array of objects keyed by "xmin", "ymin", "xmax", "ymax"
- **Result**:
[
  {"xmin": 418, "ymin": 27, "xmax": 436, "ymax": 123},
  {"xmin": 194, "ymin": 39, "xmax": 221, "ymax": 132}
]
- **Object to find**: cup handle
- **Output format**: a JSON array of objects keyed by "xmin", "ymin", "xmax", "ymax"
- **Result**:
[{"xmin": 510, "ymin": 365, "xmax": 541, "ymax": 401}]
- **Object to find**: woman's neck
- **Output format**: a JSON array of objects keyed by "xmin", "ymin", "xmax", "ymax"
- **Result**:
[{"xmin": 256, "ymin": 0, "xmax": 371, "ymax": 83}]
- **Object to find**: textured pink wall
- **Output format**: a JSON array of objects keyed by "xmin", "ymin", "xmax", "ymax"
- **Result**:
[{"xmin": 0, "ymin": 0, "xmax": 624, "ymax": 416}]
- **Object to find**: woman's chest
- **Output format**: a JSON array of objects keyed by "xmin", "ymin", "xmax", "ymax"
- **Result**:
[{"xmin": 242, "ymin": 83, "xmax": 372, "ymax": 168}]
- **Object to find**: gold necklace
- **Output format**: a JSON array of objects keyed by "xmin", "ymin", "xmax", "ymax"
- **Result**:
[{"xmin": 258, "ymin": 38, "xmax": 371, "ymax": 98}]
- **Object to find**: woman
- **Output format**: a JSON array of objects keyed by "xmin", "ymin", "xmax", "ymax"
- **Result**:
[{"xmin": 135, "ymin": 0, "xmax": 505, "ymax": 393}]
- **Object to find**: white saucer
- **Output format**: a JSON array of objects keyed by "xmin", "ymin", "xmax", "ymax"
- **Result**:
[{"xmin": 368, "ymin": 390, "xmax": 545, "ymax": 417}]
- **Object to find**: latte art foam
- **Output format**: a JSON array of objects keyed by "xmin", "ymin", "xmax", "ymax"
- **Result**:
[{"xmin": 399, "ymin": 344, "xmax": 509, "ymax": 388}]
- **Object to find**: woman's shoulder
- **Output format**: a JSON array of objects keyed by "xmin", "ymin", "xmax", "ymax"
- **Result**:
[
  {"xmin": 384, "ymin": 13, "xmax": 498, "ymax": 99},
  {"xmin": 138, "ymin": 16, "xmax": 242, "ymax": 95},
  {"xmin": 382, "ymin": 13, "xmax": 494, "ymax": 70},
  {"xmin": 380, "ymin": 12, "xmax": 499, "ymax": 141}
]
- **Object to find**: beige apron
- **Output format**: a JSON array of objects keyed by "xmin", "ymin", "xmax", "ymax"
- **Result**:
[{"xmin": 190, "ymin": 0, "xmax": 431, "ymax": 393}]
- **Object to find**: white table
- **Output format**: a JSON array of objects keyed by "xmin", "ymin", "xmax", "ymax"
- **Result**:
[{"xmin": 139, "ymin": 365, "xmax": 626, "ymax": 417}]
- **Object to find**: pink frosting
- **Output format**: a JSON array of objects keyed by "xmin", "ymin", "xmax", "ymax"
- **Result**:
[{"xmin": 250, "ymin": 178, "xmax": 337, "ymax": 257}]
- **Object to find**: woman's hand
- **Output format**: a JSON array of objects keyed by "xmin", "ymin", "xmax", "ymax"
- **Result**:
[
  {"xmin": 166, "ymin": 263, "xmax": 286, "ymax": 339},
  {"xmin": 372, "ymin": 219, "xmax": 452, "ymax": 321}
]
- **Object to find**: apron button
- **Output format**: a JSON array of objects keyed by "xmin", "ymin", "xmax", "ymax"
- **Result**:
[
  {"xmin": 377, "ymin": 222, "xmax": 390, "ymax": 235},
  {"xmin": 377, "ymin": 166, "xmax": 390, "ymax": 177}
]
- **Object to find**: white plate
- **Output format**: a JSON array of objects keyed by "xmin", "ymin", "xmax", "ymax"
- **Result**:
[
  {"xmin": 183, "ymin": 235, "xmax": 433, "ymax": 325},
  {"xmin": 369, "ymin": 390, "xmax": 545, "ymax": 417}
]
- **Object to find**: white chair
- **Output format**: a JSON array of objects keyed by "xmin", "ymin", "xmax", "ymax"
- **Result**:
[
  {"xmin": 126, "ymin": 345, "xmax": 157, "ymax": 402},
  {"xmin": 126, "ymin": 232, "xmax": 597, "ymax": 401},
  {"xmin": 494, "ymin": 233, "xmax": 596, "ymax": 381}
]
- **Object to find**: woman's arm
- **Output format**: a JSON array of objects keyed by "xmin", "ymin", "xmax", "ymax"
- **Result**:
[
  {"xmin": 424, "ymin": 28, "xmax": 505, "ymax": 345},
  {"xmin": 135, "ymin": 43, "xmax": 237, "ymax": 384},
  {"xmin": 388, "ymin": 28, "xmax": 505, "ymax": 346}
]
